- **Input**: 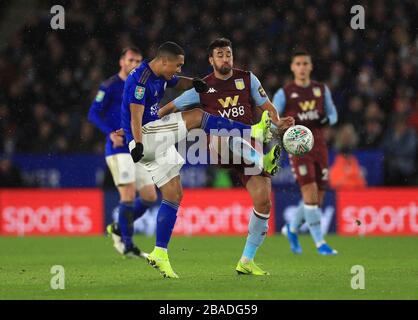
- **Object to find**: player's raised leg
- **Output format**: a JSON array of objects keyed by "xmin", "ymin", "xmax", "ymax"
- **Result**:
[
  {"xmin": 227, "ymin": 136, "xmax": 281, "ymax": 175},
  {"xmin": 236, "ymin": 175, "xmax": 272, "ymax": 275},
  {"xmin": 180, "ymin": 108, "xmax": 272, "ymax": 143}
]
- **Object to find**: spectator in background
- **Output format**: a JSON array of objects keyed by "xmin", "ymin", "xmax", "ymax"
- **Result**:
[
  {"xmin": 407, "ymin": 95, "xmax": 418, "ymax": 134},
  {"xmin": 359, "ymin": 101, "xmax": 385, "ymax": 149},
  {"xmin": 0, "ymin": 155, "xmax": 24, "ymax": 187},
  {"xmin": 0, "ymin": 0, "xmax": 417, "ymax": 187},
  {"xmin": 342, "ymin": 95, "xmax": 364, "ymax": 132},
  {"xmin": 382, "ymin": 116, "xmax": 418, "ymax": 185},
  {"xmin": 73, "ymin": 119, "xmax": 103, "ymax": 153},
  {"xmin": 330, "ymin": 123, "xmax": 366, "ymax": 190}
]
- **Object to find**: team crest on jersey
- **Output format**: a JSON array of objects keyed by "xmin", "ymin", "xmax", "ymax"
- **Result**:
[
  {"xmin": 298, "ymin": 165, "xmax": 308, "ymax": 176},
  {"xmin": 95, "ymin": 90, "xmax": 105, "ymax": 102},
  {"xmin": 135, "ymin": 86, "xmax": 145, "ymax": 100},
  {"xmin": 235, "ymin": 79, "xmax": 245, "ymax": 90},
  {"xmin": 313, "ymin": 87, "xmax": 321, "ymax": 97},
  {"xmin": 150, "ymin": 103, "xmax": 159, "ymax": 116}
]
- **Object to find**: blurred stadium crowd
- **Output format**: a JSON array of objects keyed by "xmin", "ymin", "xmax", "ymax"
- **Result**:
[{"xmin": 0, "ymin": 0, "xmax": 417, "ymax": 186}]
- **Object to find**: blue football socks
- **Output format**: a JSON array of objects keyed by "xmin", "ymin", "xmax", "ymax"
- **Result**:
[
  {"xmin": 201, "ymin": 112, "xmax": 250, "ymax": 136},
  {"xmin": 155, "ymin": 200, "xmax": 179, "ymax": 249},
  {"xmin": 118, "ymin": 202, "xmax": 135, "ymax": 248}
]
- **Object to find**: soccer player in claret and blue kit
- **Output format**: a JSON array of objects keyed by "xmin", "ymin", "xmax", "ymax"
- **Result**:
[
  {"xmin": 160, "ymin": 38, "xmax": 295, "ymax": 275},
  {"xmin": 273, "ymin": 51, "xmax": 338, "ymax": 255}
]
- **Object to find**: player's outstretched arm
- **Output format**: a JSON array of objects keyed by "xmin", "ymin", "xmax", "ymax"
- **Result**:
[
  {"xmin": 258, "ymin": 100, "xmax": 295, "ymax": 130},
  {"xmin": 159, "ymin": 88, "xmax": 201, "ymax": 118},
  {"xmin": 158, "ymin": 101, "xmax": 178, "ymax": 118},
  {"xmin": 130, "ymin": 103, "xmax": 145, "ymax": 163},
  {"xmin": 249, "ymin": 72, "xmax": 294, "ymax": 130},
  {"xmin": 175, "ymin": 76, "xmax": 208, "ymax": 93}
]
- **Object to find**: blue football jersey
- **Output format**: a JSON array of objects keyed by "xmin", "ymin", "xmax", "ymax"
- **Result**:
[
  {"xmin": 88, "ymin": 74, "xmax": 129, "ymax": 156},
  {"xmin": 121, "ymin": 60, "xmax": 179, "ymax": 144}
]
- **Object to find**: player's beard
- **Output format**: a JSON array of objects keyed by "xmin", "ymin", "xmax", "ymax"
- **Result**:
[{"xmin": 215, "ymin": 64, "xmax": 232, "ymax": 75}]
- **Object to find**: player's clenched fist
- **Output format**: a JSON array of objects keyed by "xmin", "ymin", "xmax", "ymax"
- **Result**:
[
  {"xmin": 109, "ymin": 132, "xmax": 124, "ymax": 148},
  {"xmin": 130, "ymin": 142, "xmax": 144, "ymax": 163},
  {"xmin": 114, "ymin": 128, "xmax": 125, "ymax": 136},
  {"xmin": 192, "ymin": 78, "xmax": 208, "ymax": 93}
]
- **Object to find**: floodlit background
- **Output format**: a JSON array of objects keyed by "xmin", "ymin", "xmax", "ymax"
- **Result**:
[{"xmin": 0, "ymin": 0, "xmax": 417, "ymax": 237}]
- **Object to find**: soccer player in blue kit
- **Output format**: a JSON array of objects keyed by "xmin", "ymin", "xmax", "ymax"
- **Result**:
[
  {"xmin": 88, "ymin": 47, "xmax": 158, "ymax": 258},
  {"xmin": 120, "ymin": 41, "xmax": 273, "ymax": 278}
]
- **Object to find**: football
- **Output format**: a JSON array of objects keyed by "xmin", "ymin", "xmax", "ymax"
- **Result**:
[{"xmin": 282, "ymin": 125, "xmax": 314, "ymax": 156}]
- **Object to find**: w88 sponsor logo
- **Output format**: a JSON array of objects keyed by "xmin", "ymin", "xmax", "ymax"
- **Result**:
[{"xmin": 218, "ymin": 105, "xmax": 245, "ymax": 118}]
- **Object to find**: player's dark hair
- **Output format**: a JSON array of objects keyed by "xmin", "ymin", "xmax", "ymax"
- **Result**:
[
  {"xmin": 208, "ymin": 38, "xmax": 232, "ymax": 56},
  {"xmin": 291, "ymin": 50, "xmax": 312, "ymax": 62},
  {"xmin": 157, "ymin": 42, "xmax": 185, "ymax": 58},
  {"xmin": 120, "ymin": 46, "xmax": 142, "ymax": 58}
]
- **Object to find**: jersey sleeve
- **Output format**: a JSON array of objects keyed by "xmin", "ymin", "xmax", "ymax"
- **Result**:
[
  {"xmin": 87, "ymin": 84, "xmax": 114, "ymax": 135},
  {"xmin": 272, "ymin": 88, "xmax": 286, "ymax": 115},
  {"xmin": 250, "ymin": 72, "xmax": 269, "ymax": 107},
  {"xmin": 173, "ymin": 88, "xmax": 200, "ymax": 110},
  {"xmin": 324, "ymin": 85, "xmax": 338, "ymax": 125},
  {"xmin": 127, "ymin": 78, "xmax": 147, "ymax": 106},
  {"xmin": 166, "ymin": 75, "xmax": 180, "ymax": 88}
]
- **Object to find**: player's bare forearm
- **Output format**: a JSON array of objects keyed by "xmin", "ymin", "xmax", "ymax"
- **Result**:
[
  {"xmin": 259, "ymin": 101, "xmax": 281, "ymax": 125},
  {"xmin": 158, "ymin": 101, "xmax": 179, "ymax": 118},
  {"xmin": 175, "ymin": 76, "xmax": 208, "ymax": 93},
  {"xmin": 259, "ymin": 101, "xmax": 295, "ymax": 137},
  {"xmin": 130, "ymin": 103, "xmax": 144, "ymax": 143},
  {"xmin": 175, "ymin": 76, "xmax": 194, "ymax": 91}
]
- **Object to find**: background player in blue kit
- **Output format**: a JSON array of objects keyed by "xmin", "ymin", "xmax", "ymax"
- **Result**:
[
  {"xmin": 88, "ymin": 47, "xmax": 158, "ymax": 258},
  {"xmin": 120, "ymin": 41, "xmax": 273, "ymax": 278}
]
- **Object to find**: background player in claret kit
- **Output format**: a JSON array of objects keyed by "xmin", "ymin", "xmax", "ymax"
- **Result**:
[
  {"xmin": 159, "ymin": 38, "xmax": 295, "ymax": 275},
  {"xmin": 121, "ymin": 41, "xmax": 272, "ymax": 278},
  {"xmin": 273, "ymin": 51, "xmax": 338, "ymax": 255},
  {"xmin": 88, "ymin": 47, "xmax": 158, "ymax": 258}
]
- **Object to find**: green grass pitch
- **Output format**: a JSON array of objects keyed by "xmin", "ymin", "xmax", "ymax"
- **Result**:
[{"xmin": 0, "ymin": 235, "xmax": 417, "ymax": 300}]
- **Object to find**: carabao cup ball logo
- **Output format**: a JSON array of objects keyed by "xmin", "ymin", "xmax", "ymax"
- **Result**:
[{"xmin": 283, "ymin": 125, "xmax": 314, "ymax": 156}]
